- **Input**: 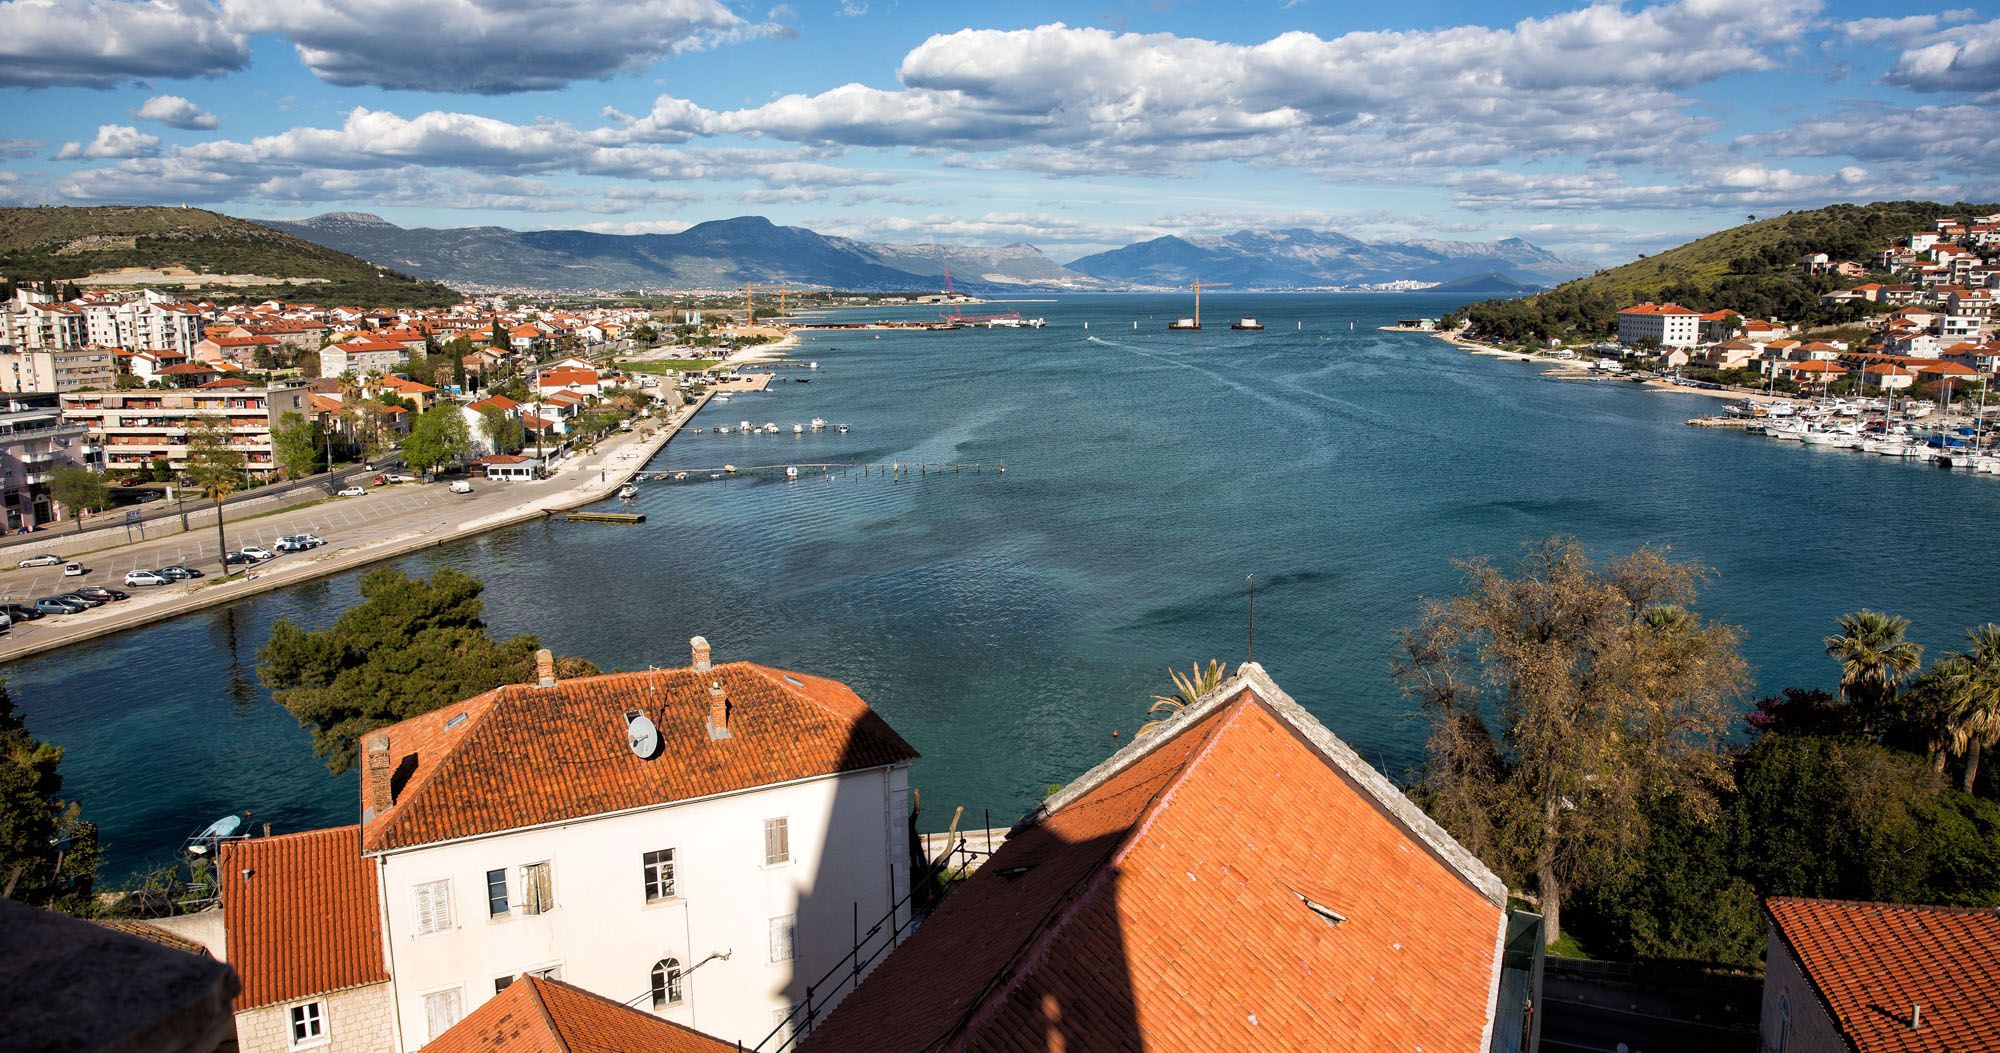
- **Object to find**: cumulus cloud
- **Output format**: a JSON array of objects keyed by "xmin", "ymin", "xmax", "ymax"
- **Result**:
[
  {"xmin": 1836, "ymin": 10, "xmax": 1975, "ymax": 45},
  {"xmin": 0, "ymin": 0, "xmax": 248, "ymax": 88},
  {"xmin": 0, "ymin": 138, "xmax": 45, "ymax": 158},
  {"xmin": 1741, "ymin": 101, "xmax": 2000, "ymax": 170},
  {"xmin": 219, "ymin": 0, "xmax": 772, "ymax": 93},
  {"xmin": 1447, "ymin": 163, "xmax": 1921, "ymax": 212},
  {"xmin": 56, "ymin": 124, "xmax": 161, "ymax": 160},
  {"xmin": 135, "ymin": 94, "xmax": 219, "ymax": 129},
  {"xmin": 1886, "ymin": 18, "xmax": 2000, "ymax": 93}
]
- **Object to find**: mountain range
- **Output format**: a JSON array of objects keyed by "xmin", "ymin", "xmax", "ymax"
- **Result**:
[{"xmin": 259, "ymin": 213, "xmax": 1587, "ymax": 293}]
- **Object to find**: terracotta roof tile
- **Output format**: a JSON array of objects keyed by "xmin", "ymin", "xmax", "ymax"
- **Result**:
[
  {"xmin": 1767, "ymin": 898, "xmax": 2000, "ymax": 1052},
  {"xmin": 429, "ymin": 975, "xmax": 734, "ymax": 1053},
  {"xmin": 219, "ymin": 826, "xmax": 387, "ymax": 1010},
  {"xmin": 361, "ymin": 662, "xmax": 918, "ymax": 853},
  {"xmin": 805, "ymin": 685, "xmax": 1505, "ymax": 1053}
]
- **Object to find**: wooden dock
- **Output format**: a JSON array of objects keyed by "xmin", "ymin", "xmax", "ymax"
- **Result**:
[
  {"xmin": 564, "ymin": 511, "xmax": 646, "ymax": 524},
  {"xmin": 631, "ymin": 461, "xmax": 1002, "ymax": 482}
]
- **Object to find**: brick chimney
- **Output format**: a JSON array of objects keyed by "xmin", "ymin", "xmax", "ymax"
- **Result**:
[
  {"xmin": 690, "ymin": 635, "xmax": 711, "ymax": 672},
  {"xmin": 536, "ymin": 648, "xmax": 555, "ymax": 688},
  {"xmin": 361, "ymin": 733, "xmax": 391, "ymax": 822},
  {"xmin": 707, "ymin": 680, "xmax": 731, "ymax": 741}
]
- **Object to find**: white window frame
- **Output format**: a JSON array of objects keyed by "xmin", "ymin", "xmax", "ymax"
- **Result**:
[
  {"xmin": 287, "ymin": 999, "xmax": 327, "ymax": 1049},
  {"xmin": 414, "ymin": 879, "xmax": 453, "ymax": 936},
  {"xmin": 422, "ymin": 986, "xmax": 464, "ymax": 1043},
  {"xmin": 643, "ymin": 848, "xmax": 676, "ymax": 902},
  {"xmin": 651, "ymin": 958, "xmax": 684, "ymax": 1008},
  {"xmin": 769, "ymin": 914, "xmax": 797, "ymax": 963},
  {"xmin": 763, "ymin": 817, "xmax": 791, "ymax": 867}
]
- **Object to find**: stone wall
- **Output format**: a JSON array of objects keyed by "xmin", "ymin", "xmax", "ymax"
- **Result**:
[
  {"xmin": 235, "ymin": 983, "xmax": 395, "ymax": 1053},
  {"xmin": 1758, "ymin": 933, "xmax": 1848, "ymax": 1053}
]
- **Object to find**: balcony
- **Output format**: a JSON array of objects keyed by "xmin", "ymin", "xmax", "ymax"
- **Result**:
[{"xmin": 19, "ymin": 450, "xmax": 64, "ymax": 464}]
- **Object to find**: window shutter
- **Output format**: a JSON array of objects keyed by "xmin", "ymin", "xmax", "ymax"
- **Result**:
[{"xmin": 415, "ymin": 883, "xmax": 435, "ymax": 934}]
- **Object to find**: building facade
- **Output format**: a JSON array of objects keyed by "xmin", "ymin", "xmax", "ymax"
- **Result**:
[
  {"xmin": 60, "ymin": 382, "xmax": 309, "ymax": 478},
  {"xmin": 0, "ymin": 393, "xmax": 89, "ymax": 530},
  {"xmin": 1618, "ymin": 303, "xmax": 1703, "ymax": 348},
  {"xmin": 0, "ymin": 346, "xmax": 119, "ymax": 392},
  {"xmin": 359, "ymin": 643, "xmax": 918, "ymax": 1051}
]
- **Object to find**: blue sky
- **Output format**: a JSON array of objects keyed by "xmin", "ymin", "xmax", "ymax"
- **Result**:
[{"xmin": 1, "ymin": 0, "xmax": 1995, "ymax": 264}]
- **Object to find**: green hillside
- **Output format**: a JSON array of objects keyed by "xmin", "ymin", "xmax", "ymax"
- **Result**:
[
  {"xmin": 0, "ymin": 206, "xmax": 460, "ymax": 306},
  {"xmin": 1444, "ymin": 201, "xmax": 2000, "ymax": 344}
]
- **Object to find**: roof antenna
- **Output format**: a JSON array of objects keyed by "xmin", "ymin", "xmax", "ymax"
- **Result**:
[{"xmin": 1247, "ymin": 573, "xmax": 1256, "ymax": 664}]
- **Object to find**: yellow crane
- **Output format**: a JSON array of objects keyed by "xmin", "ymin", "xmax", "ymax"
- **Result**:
[{"xmin": 742, "ymin": 283, "xmax": 755, "ymax": 326}]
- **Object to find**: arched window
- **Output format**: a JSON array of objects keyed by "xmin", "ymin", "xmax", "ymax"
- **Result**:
[{"xmin": 651, "ymin": 958, "xmax": 683, "ymax": 1008}]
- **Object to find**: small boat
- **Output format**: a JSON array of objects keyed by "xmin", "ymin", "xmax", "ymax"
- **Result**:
[
  {"xmin": 715, "ymin": 395, "xmax": 731, "ymax": 403},
  {"xmin": 184, "ymin": 813, "xmax": 248, "ymax": 857},
  {"xmin": 810, "ymin": 418, "xmax": 827, "ymax": 430},
  {"xmin": 796, "ymin": 378, "xmax": 811, "ymax": 384},
  {"xmin": 724, "ymin": 464, "xmax": 737, "ymax": 474},
  {"xmin": 793, "ymin": 423, "xmax": 804, "ymax": 434},
  {"xmin": 785, "ymin": 466, "xmax": 799, "ymax": 479},
  {"xmin": 708, "ymin": 472, "xmax": 723, "ymax": 480},
  {"xmin": 740, "ymin": 420, "xmax": 752, "ymax": 431},
  {"xmin": 809, "ymin": 362, "xmax": 818, "ymax": 369},
  {"xmin": 1230, "ymin": 319, "xmax": 1264, "ymax": 331},
  {"xmin": 673, "ymin": 472, "xmax": 687, "ymax": 481},
  {"xmin": 1167, "ymin": 318, "xmax": 1200, "ymax": 331},
  {"xmin": 715, "ymin": 426, "xmax": 730, "ymax": 434},
  {"xmin": 837, "ymin": 425, "xmax": 850, "ymax": 434},
  {"xmin": 617, "ymin": 483, "xmax": 637, "ymax": 499}
]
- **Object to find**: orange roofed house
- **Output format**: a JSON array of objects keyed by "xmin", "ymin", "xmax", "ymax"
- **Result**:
[
  {"xmin": 801, "ymin": 663, "xmax": 1540, "ymax": 1053},
  {"xmin": 1760, "ymin": 898, "xmax": 2000, "ymax": 1052},
  {"xmin": 360, "ymin": 638, "xmax": 919, "ymax": 1051},
  {"xmin": 424, "ymin": 974, "xmax": 733, "ymax": 1053}
]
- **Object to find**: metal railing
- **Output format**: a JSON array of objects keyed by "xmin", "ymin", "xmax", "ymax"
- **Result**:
[{"xmin": 746, "ymin": 836, "xmax": 994, "ymax": 1052}]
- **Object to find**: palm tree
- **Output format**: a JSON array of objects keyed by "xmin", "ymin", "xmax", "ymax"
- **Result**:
[
  {"xmin": 1903, "ymin": 656, "xmax": 1970, "ymax": 774},
  {"xmin": 1940, "ymin": 624, "xmax": 2000, "ymax": 792},
  {"xmin": 1824, "ymin": 610, "xmax": 1924, "ymax": 734},
  {"xmin": 1137, "ymin": 660, "xmax": 1228, "ymax": 738}
]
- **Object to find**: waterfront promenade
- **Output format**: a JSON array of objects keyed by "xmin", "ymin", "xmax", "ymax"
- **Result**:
[{"xmin": 0, "ymin": 393, "xmax": 711, "ymax": 663}]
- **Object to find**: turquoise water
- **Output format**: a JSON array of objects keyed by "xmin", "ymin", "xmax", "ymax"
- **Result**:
[{"xmin": 14, "ymin": 293, "xmax": 2000, "ymax": 880}]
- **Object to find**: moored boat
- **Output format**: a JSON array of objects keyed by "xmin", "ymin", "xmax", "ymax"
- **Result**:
[{"xmin": 1230, "ymin": 318, "xmax": 1264, "ymax": 331}]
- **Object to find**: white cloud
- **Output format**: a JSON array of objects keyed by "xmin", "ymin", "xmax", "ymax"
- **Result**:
[
  {"xmin": 0, "ymin": 0, "xmax": 247, "ymax": 88},
  {"xmin": 838, "ymin": 0, "xmax": 865, "ymax": 14},
  {"xmin": 1886, "ymin": 18, "xmax": 2000, "ymax": 93},
  {"xmin": 0, "ymin": 138, "xmax": 45, "ymax": 158},
  {"xmin": 1447, "ymin": 164, "xmax": 1918, "ymax": 212},
  {"xmin": 56, "ymin": 124, "xmax": 161, "ymax": 160},
  {"xmin": 135, "ymin": 94, "xmax": 219, "ymax": 129},
  {"xmin": 1836, "ymin": 10, "xmax": 1975, "ymax": 46},
  {"xmin": 219, "ymin": 0, "xmax": 771, "ymax": 93}
]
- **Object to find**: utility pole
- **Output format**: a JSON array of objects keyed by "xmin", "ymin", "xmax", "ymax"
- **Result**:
[{"xmin": 744, "ymin": 283, "xmax": 755, "ymax": 327}]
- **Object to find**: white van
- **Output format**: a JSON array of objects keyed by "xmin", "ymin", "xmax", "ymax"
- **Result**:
[{"xmin": 449, "ymin": 480, "xmax": 473, "ymax": 494}]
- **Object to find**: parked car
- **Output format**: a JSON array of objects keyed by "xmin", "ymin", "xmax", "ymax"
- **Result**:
[
  {"xmin": 0, "ymin": 611, "xmax": 11, "ymax": 632},
  {"xmin": 449, "ymin": 480, "xmax": 474, "ymax": 494},
  {"xmin": 159, "ymin": 564, "xmax": 203, "ymax": 580},
  {"xmin": 239, "ymin": 545, "xmax": 276, "ymax": 561},
  {"xmin": 17, "ymin": 553, "xmax": 62, "ymax": 568},
  {"xmin": 115, "ymin": 476, "xmax": 145, "ymax": 487},
  {"xmin": 74, "ymin": 585, "xmax": 127, "ymax": 602},
  {"xmin": 336, "ymin": 485, "xmax": 367, "ymax": 497},
  {"xmin": 34, "ymin": 597, "xmax": 82, "ymax": 615},
  {"xmin": 223, "ymin": 552, "xmax": 258, "ymax": 567},
  {"xmin": 124, "ymin": 570, "xmax": 170, "ymax": 587},
  {"xmin": 294, "ymin": 533, "xmax": 325, "ymax": 547},
  {"xmin": 2, "ymin": 602, "xmax": 43, "ymax": 621},
  {"xmin": 275, "ymin": 535, "xmax": 324, "ymax": 552},
  {"xmin": 62, "ymin": 561, "xmax": 87, "ymax": 577},
  {"xmin": 54, "ymin": 592, "xmax": 103, "ymax": 609},
  {"xmin": 383, "ymin": 472, "xmax": 417, "ymax": 484}
]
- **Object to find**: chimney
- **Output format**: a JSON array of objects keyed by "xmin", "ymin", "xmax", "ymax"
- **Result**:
[
  {"xmin": 361, "ymin": 733, "xmax": 391, "ymax": 822},
  {"xmin": 535, "ymin": 648, "xmax": 555, "ymax": 688},
  {"xmin": 1910, "ymin": 1005, "xmax": 1923, "ymax": 1030},
  {"xmin": 690, "ymin": 635, "xmax": 711, "ymax": 672},
  {"xmin": 708, "ymin": 680, "xmax": 732, "ymax": 741}
]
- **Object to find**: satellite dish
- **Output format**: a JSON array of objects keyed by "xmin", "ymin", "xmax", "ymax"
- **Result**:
[{"xmin": 626, "ymin": 712, "xmax": 661, "ymax": 760}]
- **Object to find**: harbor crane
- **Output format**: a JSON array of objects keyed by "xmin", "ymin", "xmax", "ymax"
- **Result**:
[{"xmin": 1169, "ymin": 278, "xmax": 1231, "ymax": 330}]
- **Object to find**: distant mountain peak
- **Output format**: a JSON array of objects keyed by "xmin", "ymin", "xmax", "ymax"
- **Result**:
[{"xmin": 305, "ymin": 211, "xmax": 397, "ymax": 228}]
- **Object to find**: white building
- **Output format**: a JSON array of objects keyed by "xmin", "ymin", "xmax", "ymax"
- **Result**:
[
  {"xmin": 358, "ymin": 640, "xmax": 919, "ymax": 1051},
  {"xmin": 1617, "ymin": 302, "xmax": 1703, "ymax": 349},
  {"xmin": 321, "ymin": 336, "xmax": 408, "ymax": 378}
]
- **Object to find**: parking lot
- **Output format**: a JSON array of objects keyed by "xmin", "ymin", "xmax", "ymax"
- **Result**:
[{"xmin": 0, "ymin": 484, "xmax": 461, "ymax": 608}]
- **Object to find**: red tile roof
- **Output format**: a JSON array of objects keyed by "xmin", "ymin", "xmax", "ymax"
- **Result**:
[
  {"xmin": 427, "ymin": 975, "xmax": 734, "ymax": 1053},
  {"xmin": 1621, "ymin": 302, "xmax": 1700, "ymax": 316},
  {"xmin": 1767, "ymin": 898, "xmax": 2000, "ymax": 1052},
  {"xmin": 360, "ymin": 661, "xmax": 919, "ymax": 853},
  {"xmin": 219, "ymin": 826, "xmax": 388, "ymax": 1010},
  {"xmin": 804, "ymin": 669, "xmax": 1507, "ymax": 1053}
]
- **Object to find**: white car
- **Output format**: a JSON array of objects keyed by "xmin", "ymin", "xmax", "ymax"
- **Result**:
[
  {"xmin": 124, "ymin": 570, "xmax": 169, "ymax": 587},
  {"xmin": 336, "ymin": 485, "xmax": 367, "ymax": 497},
  {"xmin": 383, "ymin": 472, "xmax": 417, "ymax": 484},
  {"xmin": 238, "ymin": 546, "xmax": 276, "ymax": 561},
  {"xmin": 62, "ymin": 562, "xmax": 87, "ymax": 577},
  {"xmin": 294, "ymin": 533, "xmax": 325, "ymax": 547},
  {"xmin": 17, "ymin": 553, "xmax": 62, "ymax": 568},
  {"xmin": 448, "ymin": 480, "xmax": 473, "ymax": 494}
]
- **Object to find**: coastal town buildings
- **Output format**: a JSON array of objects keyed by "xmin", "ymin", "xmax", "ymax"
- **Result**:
[
  {"xmin": 60, "ymin": 381, "xmax": 310, "ymax": 478},
  {"xmin": 803, "ymin": 663, "xmax": 1536, "ymax": 1053},
  {"xmin": 1760, "ymin": 898, "xmax": 2000, "ymax": 1052},
  {"xmin": 0, "ymin": 344, "xmax": 119, "ymax": 392},
  {"xmin": 1617, "ymin": 303, "xmax": 1702, "ymax": 348},
  {"xmin": 0, "ymin": 392, "xmax": 90, "ymax": 530}
]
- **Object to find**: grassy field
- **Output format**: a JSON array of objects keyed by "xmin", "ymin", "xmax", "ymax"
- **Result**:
[
  {"xmin": 618, "ymin": 358, "xmax": 720, "ymax": 374},
  {"xmin": 0, "ymin": 206, "xmax": 459, "ymax": 307}
]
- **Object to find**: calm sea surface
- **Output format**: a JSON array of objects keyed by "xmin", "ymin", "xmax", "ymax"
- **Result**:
[{"xmin": 15, "ymin": 293, "xmax": 2000, "ymax": 880}]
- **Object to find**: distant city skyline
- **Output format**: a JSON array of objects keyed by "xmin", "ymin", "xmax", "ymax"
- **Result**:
[{"xmin": 0, "ymin": 0, "xmax": 1995, "ymax": 263}]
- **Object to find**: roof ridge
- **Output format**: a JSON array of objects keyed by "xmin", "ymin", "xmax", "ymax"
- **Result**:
[
  {"xmin": 366, "ymin": 685, "xmax": 508, "ymax": 848},
  {"xmin": 1770, "ymin": 895, "xmax": 2000, "ymax": 916},
  {"xmin": 523, "ymin": 976, "xmax": 570, "ymax": 1053},
  {"xmin": 944, "ymin": 702, "xmax": 1240, "ymax": 1046}
]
